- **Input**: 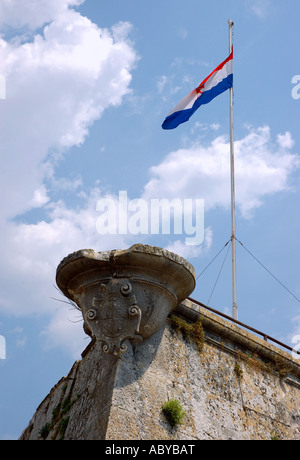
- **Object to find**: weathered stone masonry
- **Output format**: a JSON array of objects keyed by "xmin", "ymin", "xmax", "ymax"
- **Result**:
[{"xmin": 19, "ymin": 245, "xmax": 300, "ymax": 440}]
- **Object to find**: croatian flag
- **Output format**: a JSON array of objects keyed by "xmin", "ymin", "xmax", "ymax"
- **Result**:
[{"xmin": 162, "ymin": 49, "xmax": 233, "ymax": 130}]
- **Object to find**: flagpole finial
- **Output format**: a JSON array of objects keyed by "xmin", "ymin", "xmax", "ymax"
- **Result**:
[{"xmin": 228, "ymin": 19, "xmax": 234, "ymax": 27}]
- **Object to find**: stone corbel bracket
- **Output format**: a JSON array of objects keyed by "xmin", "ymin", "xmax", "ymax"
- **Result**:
[{"xmin": 56, "ymin": 244, "xmax": 196, "ymax": 356}]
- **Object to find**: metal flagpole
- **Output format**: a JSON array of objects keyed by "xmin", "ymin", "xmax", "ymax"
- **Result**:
[{"xmin": 228, "ymin": 19, "xmax": 238, "ymax": 320}]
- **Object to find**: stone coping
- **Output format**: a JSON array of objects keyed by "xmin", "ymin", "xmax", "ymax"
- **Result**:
[
  {"xmin": 56, "ymin": 244, "xmax": 196, "ymax": 279},
  {"xmin": 56, "ymin": 244, "xmax": 196, "ymax": 303}
]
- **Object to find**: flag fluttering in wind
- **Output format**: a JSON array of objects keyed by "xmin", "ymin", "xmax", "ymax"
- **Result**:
[{"xmin": 162, "ymin": 49, "xmax": 233, "ymax": 130}]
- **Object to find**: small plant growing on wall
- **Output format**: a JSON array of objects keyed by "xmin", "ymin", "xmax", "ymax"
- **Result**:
[
  {"xmin": 170, "ymin": 315, "xmax": 204, "ymax": 354},
  {"xmin": 162, "ymin": 399, "xmax": 186, "ymax": 428},
  {"xmin": 234, "ymin": 362, "xmax": 243, "ymax": 379}
]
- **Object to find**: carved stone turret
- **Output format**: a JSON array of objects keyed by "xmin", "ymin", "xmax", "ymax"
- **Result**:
[{"xmin": 56, "ymin": 244, "xmax": 196, "ymax": 356}]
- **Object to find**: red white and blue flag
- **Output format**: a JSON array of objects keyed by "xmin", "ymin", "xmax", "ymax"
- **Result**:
[{"xmin": 162, "ymin": 49, "xmax": 233, "ymax": 130}]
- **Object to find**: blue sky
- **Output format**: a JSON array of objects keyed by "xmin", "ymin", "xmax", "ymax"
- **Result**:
[{"xmin": 0, "ymin": 0, "xmax": 300, "ymax": 439}]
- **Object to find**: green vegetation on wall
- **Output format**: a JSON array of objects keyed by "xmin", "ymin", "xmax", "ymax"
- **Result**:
[{"xmin": 162, "ymin": 399, "xmax": 186, "ymax": 428}]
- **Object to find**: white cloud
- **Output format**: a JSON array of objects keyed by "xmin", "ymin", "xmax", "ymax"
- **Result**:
[
  {"xmin": 29, "ymin": 185, "xmax": 50, "ymax": 208},
  {"xmin": 50, "ymin": 174, "xmax": 83, "ymax": 193},
  {"xmin": 0, "ymin": 187, "xmax": 136, "ymax": 357},
  {"xmin": 191, "ymin": 121, "xmax": 221, "ymax": 135},
  {"xmin": 0, "ymin": 0, "xmax": 85, "ymax": 30},
  {"xmin": 0, "ymin": 187, "xmax": 130, "ymax": 312},
  {"xmin": 0, "ymin": 0, "xmax": 138, "ymax": 357},
  {"xmin": 247, "ymin": 0, "xmax": 271, "ymax": 19},
  {"xmin": 166, "ymin": 226, "xmax": 213, "ymax": 260},
  {"xmin": 41, "ymin": 303, "xmax": 87, "ymax": 359},
  {"xmin": 143, "ymin": 126, "xmax": 300, "ymax": 219},
  {"xmin": 0, "ymin": 8, "xmax": 137, "ymax": 220},
  {"xmin": 289, "ymin": 315, "xmax": 300, "ymax": 358},
  {"xmin": 178, "ymin": 27, "xmax": 188, "ymax": 40},
  {"xmin": 291, "ymin": 315, "xmax": 300, "ymax": 335},
  {"xmin": 157, "ymin": 75, "xmax": 168, "ymax": 94},
  {"xmin": 277, "ymin": 132, "xmax": 295, "ymax": 150}
]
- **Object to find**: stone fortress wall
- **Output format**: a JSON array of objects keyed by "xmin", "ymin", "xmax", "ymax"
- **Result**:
[{"xmin": 19, "ymin": 245, "xmax": 300, "ymax": 440}]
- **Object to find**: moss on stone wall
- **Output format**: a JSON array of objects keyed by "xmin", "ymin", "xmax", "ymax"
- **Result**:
[
  {"xmin": 38, "ymin": 384, "xmax": 81, "ymax": 440},
  {"xmin": 170, "ymin": 314, "xmax": 204, "ymax": 354}
]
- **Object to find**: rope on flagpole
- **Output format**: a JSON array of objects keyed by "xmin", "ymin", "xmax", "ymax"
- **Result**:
[
  {"xmin": 207, "ymin": 240, "xmax": 232, "ymax": 306},
  {"xmin": 235, "ymin": 237, "xmax": 300, "ymax": 305},
  {"xmin": 196, "ymin": 239, "xmax": 231, "ymax": 280}
]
